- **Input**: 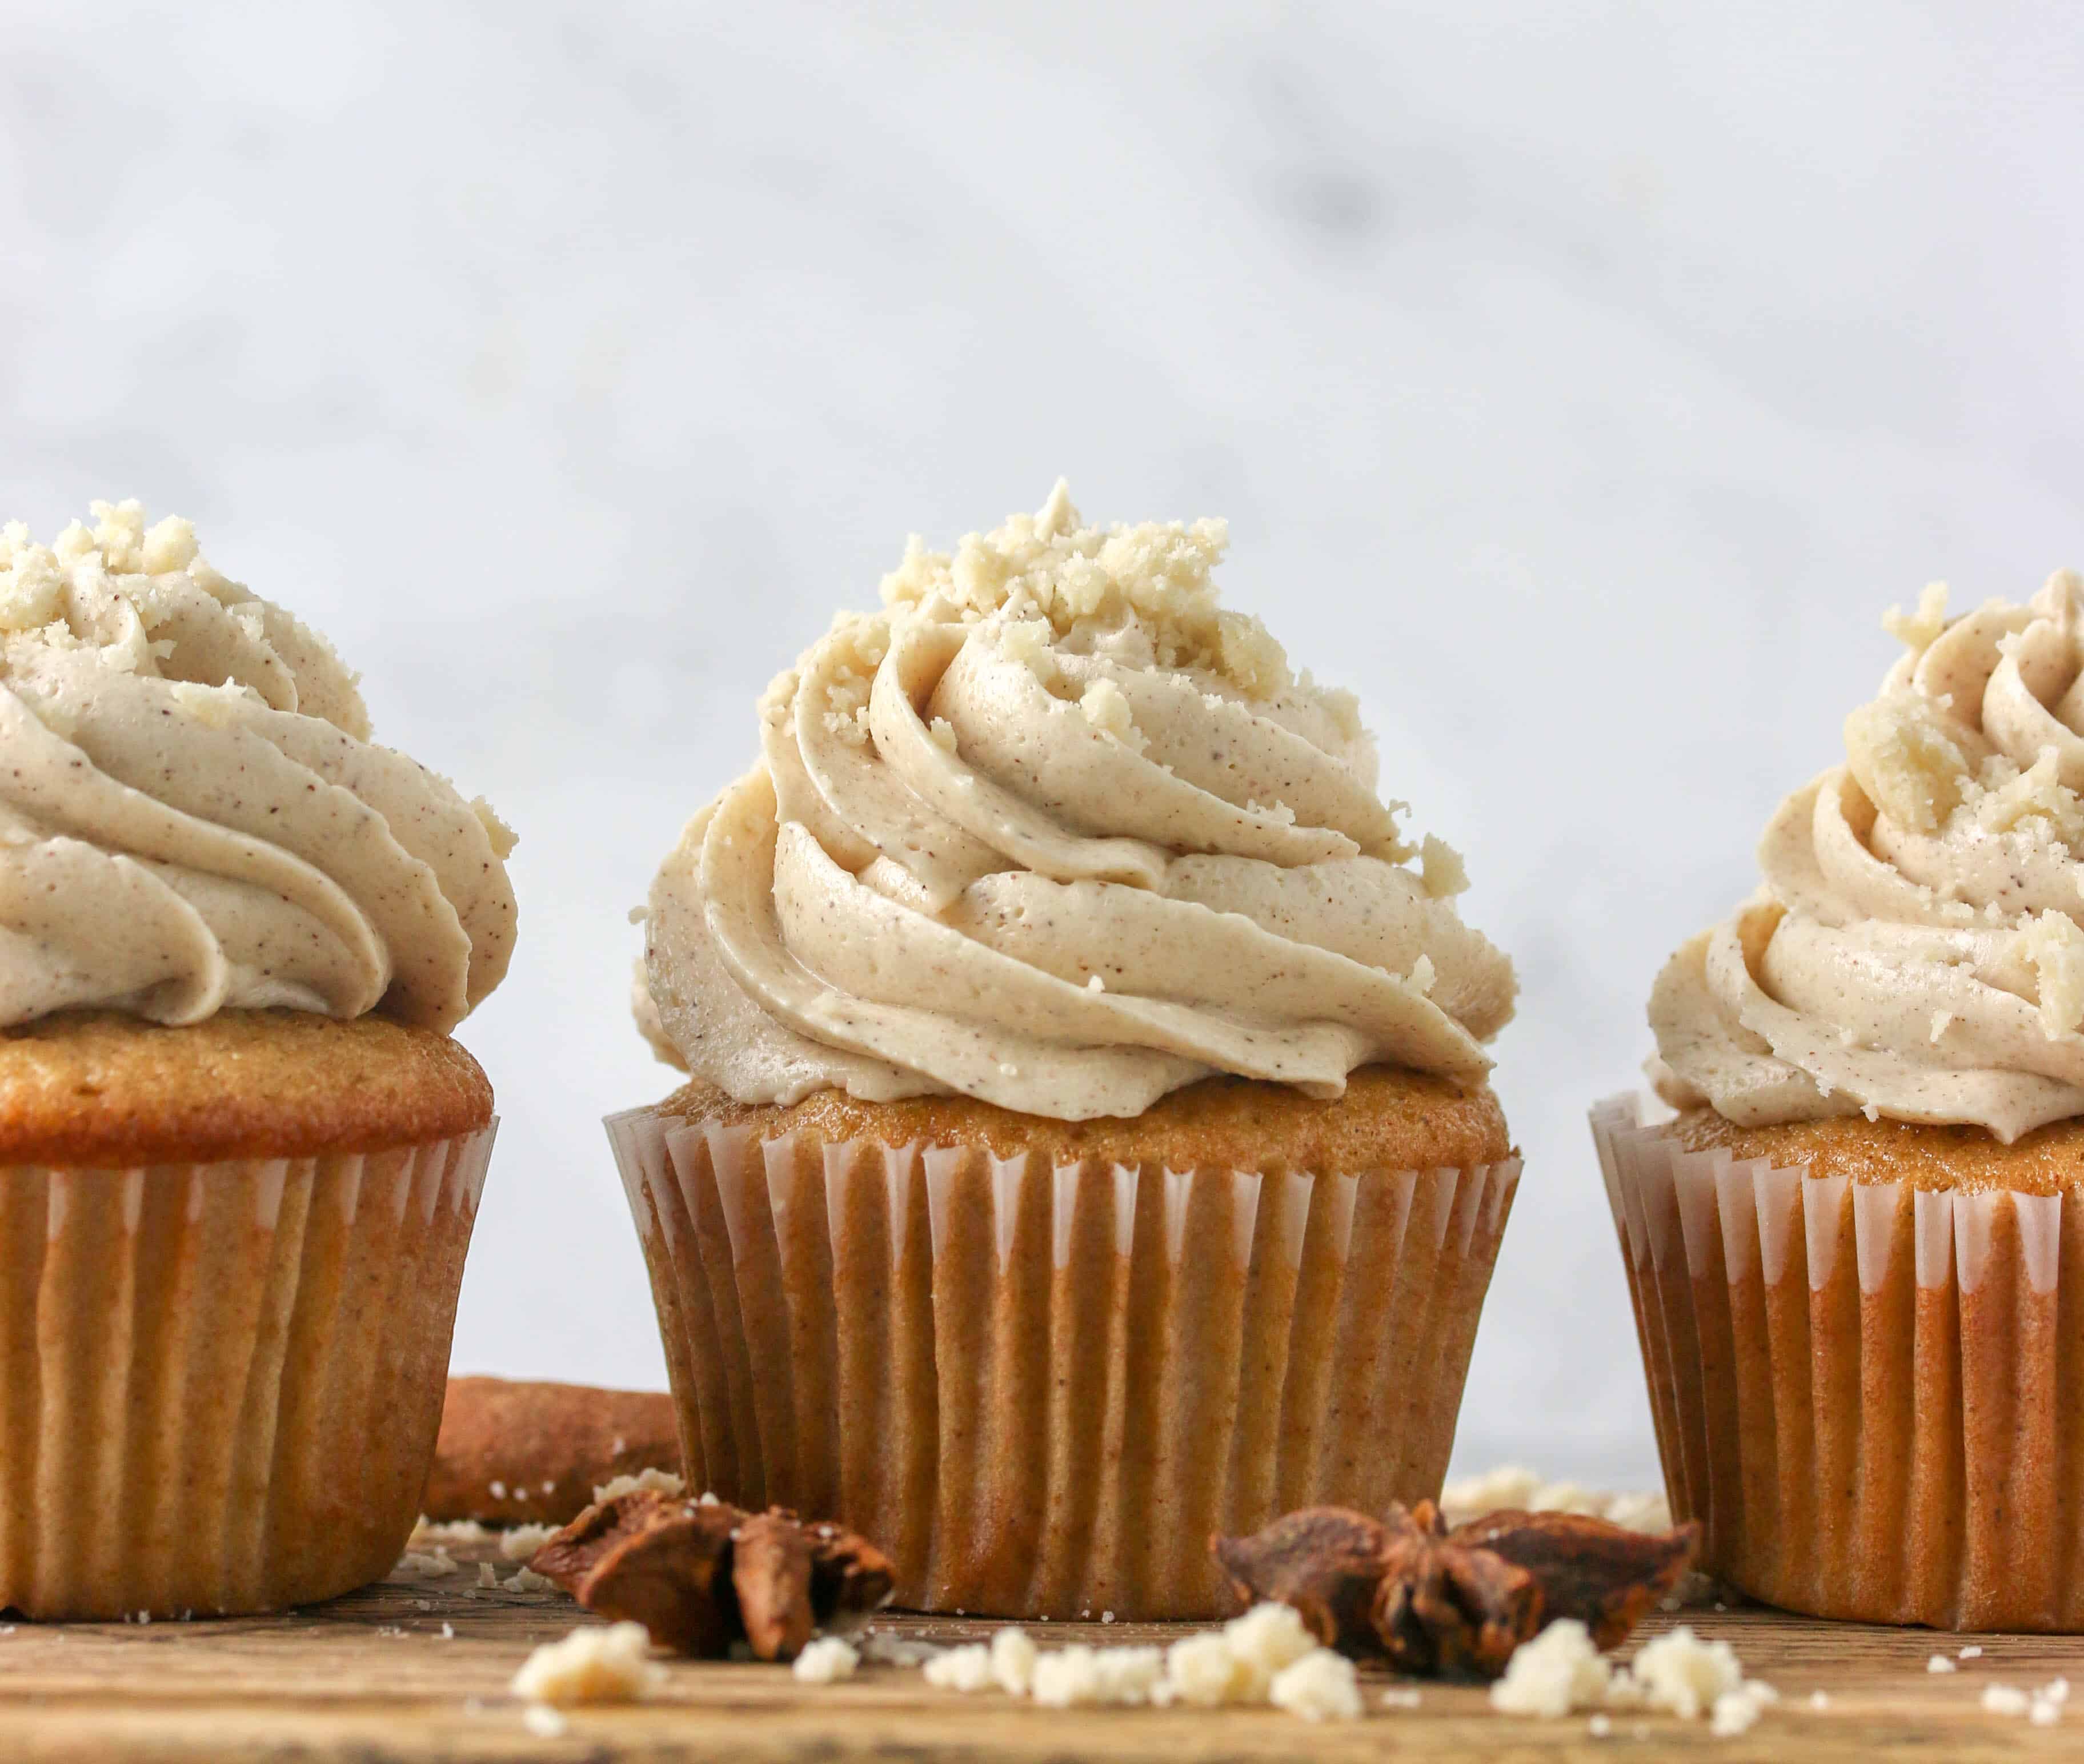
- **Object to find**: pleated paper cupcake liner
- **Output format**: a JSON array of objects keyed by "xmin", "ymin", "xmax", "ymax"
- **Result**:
[
  {"xmin": 0, "ymin": 1125, "xmax": 496, "ymax": 1620},
  {"xmin": 1593, "ymin": 1095, "xmax": 2084, "ymax": 1630},
  {"xmin": 607, "ymin": 1104, "xmax": 1519, "ymax": 1621}
]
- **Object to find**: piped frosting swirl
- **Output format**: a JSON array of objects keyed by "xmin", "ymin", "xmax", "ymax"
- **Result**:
[
  {"xmin": 1652, "ymin": 571, "xmax": 2084, "ymax": 1142},
  {"xmin": 0, "ymin": 501, "xmax": 516, "ymax": 1035},
  {"xmin": 640, "ymin": 484, "xmax": 1514, "ymax": 1121}
]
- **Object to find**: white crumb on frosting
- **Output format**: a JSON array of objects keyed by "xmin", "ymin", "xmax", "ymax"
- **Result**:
[
  {"xmin": 1420, "ymin": 833, "xmax": 1469, "ymax": 898},
  {"xmin": 1842, "ymin": 692, "xmax": 1983, "ymax": 835},
  {"xmin": 1972, "ymin": 750, "xmax": 2084, "ymax": 845},
  {"xmin": 471, "ymin": 796, "xmax": 519, "ymax": 860},
  {"xmin": 880, "ymin": 479, "xmax": 1289, "ymax": 699},
  {"xmin": 1883, "ymin": 582, "xmax": 1950, "ymax": 655},
  {"xmin": 167, "ymin": 680, "xmax": 250, "ymax": 727},
  {"xmin": 1077, "ymin": 677, "xmax": 1146, "ymax": 751},
  {"xmin": 2014, "ymin": 909, "xmax": 2084, "ymax": 1039},
  {"xmin": 996, "ymin": 618, "xmax": 1056, "ymax": 681}
]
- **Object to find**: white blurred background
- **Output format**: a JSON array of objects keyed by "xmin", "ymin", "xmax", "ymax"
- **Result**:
[{"xmin": 5, "ymin": 2, "xmax": 2082, "ymax": 1488}]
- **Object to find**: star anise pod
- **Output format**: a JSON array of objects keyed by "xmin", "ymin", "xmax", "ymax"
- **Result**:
[
  {"xmin": 1211, "ymin": 1507, "xmax": 1390, "ymax": 1654},
  {"xmin": 1449, "ymin": 1506, "xmax": 1698, "ymax": 1650},
  {"xmin": 1374, "ymin": 1501, "xmax": 1542, "ymax": 1677},
  {"xmin": 530, "ymin": 1490, "xmax": 894, "ymax": 1661},
  {"xmin": 732, "ymin": 1510, "xmax": 815, "ymax": 1661},
  {"xmin": 803, "ymin": 1514, "xmax": 897, "ymax": 1618},
  {"xmin": 1212, "ymin": 1498, "xmax": 1701, "ymax": 1680}
]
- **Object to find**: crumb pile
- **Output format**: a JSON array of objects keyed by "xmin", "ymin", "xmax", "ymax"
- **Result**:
[
  {"xmin": 1490, "ymin": 1621, "xmax": 1778, "ymax": 1735},
  {"xmin": 908, "ymin": 1602, "xmax": 1363, "ymax": 1720}
]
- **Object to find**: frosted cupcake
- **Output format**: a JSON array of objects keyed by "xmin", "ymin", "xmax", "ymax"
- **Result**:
[
  {"xmin": 610, "ymin": 483, "xmax": 1518, "ymax": 1619},
  {"xmin": 0, "ymin": 502, "xmax": 515, "ymax": 1618},
  {"xmin": 1596, "ymin": 571, "xmax": 2084, "ymax": 1629}
]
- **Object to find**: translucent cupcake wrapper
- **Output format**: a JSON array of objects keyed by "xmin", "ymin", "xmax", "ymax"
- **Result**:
[
  {"xmin": 0, "ymin": 1124, "xmax": 495, "ymax": 1619},
  {"xmin": 608, "ymin": 1104, "xmax": 1519, "ymax": 1620},
  {"xmin": 1592, "ymin": 1094, "xmax": 2084, "ymax": 1629}
]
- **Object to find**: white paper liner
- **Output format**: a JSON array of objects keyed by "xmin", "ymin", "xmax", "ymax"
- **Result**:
[
  {"xmin": 0, "ymin": 1123, "xmax": 495, "ymax": 1619},
  {"xmin": 1592, "ymin": 1094, "xmax": 2084, "ymax": 1629},
  {"xmin": 608, "ymin": 1104, "xmax": 1519, "ymax": 1621}
]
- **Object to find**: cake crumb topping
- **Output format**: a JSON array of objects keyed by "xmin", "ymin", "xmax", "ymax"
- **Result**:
[{"xmin": 880, "ymin": 480, "xmax": 1289, "ymax": 700}]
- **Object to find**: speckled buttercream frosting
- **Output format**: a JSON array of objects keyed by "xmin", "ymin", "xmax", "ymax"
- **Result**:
[
  {"xmin": 637, "ymin": 482, "xmax": 1516, "ymax": 1121},
  {"xmin": 1652, "ymin": 570, "xmax": 2084, "ymax": 1142},
  {"xmin": 0, "ymin": 500, "xmax": 516, "ymax": 1036}
]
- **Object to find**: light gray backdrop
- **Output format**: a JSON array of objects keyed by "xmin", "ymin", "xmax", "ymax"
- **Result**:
[{"xmin": 6, "ymin": 2, "xmax": 2082, "ymax": 1488}]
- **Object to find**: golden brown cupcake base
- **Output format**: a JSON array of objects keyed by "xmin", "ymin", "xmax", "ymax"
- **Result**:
[
  {"xmin": 1595, "ymin": 1096, "xmax": 2084, "ymax": 1630},
  {"xmin": 663, "ymin": 1064, "xmax": 1510, "ymax": 1177},
  {"xmin": 0, "ymin": 1009, "xmax": 498, "ymax": 1619},
  {"xmin": 0, "ymin": 1130, "xmax": 494, "ymax": 1619},
  {"xmin": 0, "ymin": 1010, "xmax": 493, "ymax": 1166},
  {"xmin": 1671, "ymin": 1104, "xmax": 2084, "ymax": 1196},
  {"xmin": 611, "ymin": 1069, "xmax": 1520, "ymax": 1621}
]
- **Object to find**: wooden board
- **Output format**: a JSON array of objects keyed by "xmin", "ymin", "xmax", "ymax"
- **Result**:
[{"xmin": 2, "ymin": 1532, "xmax": 2082, "ymax": 1760}]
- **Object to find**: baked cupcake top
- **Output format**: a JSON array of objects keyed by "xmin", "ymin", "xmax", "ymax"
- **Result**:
[
  {"xmin": 639, "ymin": 483, "xmax": 1514, "ymax": 1121},
  {"xmin": 1652, "ymin": 571, "xmax": 2084, "ymax": 1142},
  {"xmin": 0, "ymin": 501, "xmax": 516, "ymax": 1037}
]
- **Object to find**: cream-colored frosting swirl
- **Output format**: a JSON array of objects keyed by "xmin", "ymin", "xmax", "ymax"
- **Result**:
[
  {"xmin": 0, "ymin": 502, "xmax": 516, "ymax": 1035},
  {"xmin": 639, "ymin": 484, "xmax": 1514, "ymax": 1120},
  {"xmin": 1652, "ymin": 571, "xmax": 2084, "ymax": 1142}
]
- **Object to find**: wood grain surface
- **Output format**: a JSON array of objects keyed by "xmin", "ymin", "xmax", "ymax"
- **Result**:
[{"xmin": 2, "ymin": 1531, "xmax": 2082, "ymax": 1760}]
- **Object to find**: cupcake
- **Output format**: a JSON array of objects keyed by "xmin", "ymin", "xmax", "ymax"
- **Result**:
[
  {"xmin": 0, "ymin": 502, "xmax": 516, "ymax": 1618},
  {"xmin": 610, "ymin": 483, "xmax": 1518, "ymax": 1619},
  {"xmin": 1596, "ymin": 571, "xmax": 2084, "ymax": 1630}
]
